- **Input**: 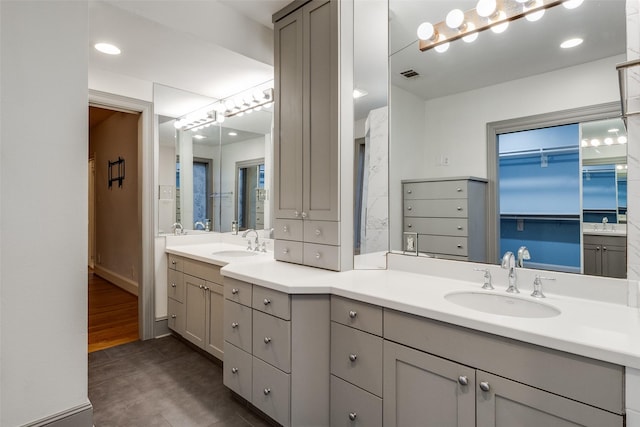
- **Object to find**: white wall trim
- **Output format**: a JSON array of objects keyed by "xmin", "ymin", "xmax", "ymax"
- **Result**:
[
  {"xmin": 89, "ymin": 89, "xmax": 155, "ymax": 340},
  {"xmin": 22, "ymin": 402, "xmax": 93, "ymax": 427},
  {"xmin": 94, "ymin": 265, "xmax": 138, "ymax": 296}
]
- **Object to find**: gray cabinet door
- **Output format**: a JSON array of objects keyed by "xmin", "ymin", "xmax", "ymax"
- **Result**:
[
  {"xmin": 383, "ymin": 341, "xmax": 475, "ymax": 427},
  {"xmin": 302, "ymin": 0, "xmax": 339, "ymax": 221},
  {"xmin": 205, "ymin": 282, "xmax": 224, "ymax": 360},
  {"xmin": 273, "ymin": 6, "xmax": 303, "ymax": 220},
  {"xmin": 184, "ymin": 274, "xmax": 206, "ymax": 348},
  {"xmin": 601, "ymin": 244, "xmax": 626, "ymax": 278},
  {"xmin": 476, "ymin": 371, "xmax": 623, "ymax": 427},
  {"xmin": 582, "ymin": 242, "xmax": 601, "ymax": 276}
]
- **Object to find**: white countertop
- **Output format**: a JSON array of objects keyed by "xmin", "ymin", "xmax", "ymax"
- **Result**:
[{"xmin": 166, "ymin": 242, "xmax": 640, "ymax": 369}]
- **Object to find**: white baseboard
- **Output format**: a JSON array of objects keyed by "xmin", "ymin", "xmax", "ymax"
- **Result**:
[
  {"xmin": 94, "ymin": 265, "xmax": 138, "ymax": 296},
  {"xmin": 22, "ymin": 402, "xmax": 93, "ymax": 427}
]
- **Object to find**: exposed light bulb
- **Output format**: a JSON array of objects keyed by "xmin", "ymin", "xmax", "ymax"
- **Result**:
[
  {"xmin": 563, "ymin": 0, "xmax": 584, "ymax": 9},
  {"xmin": 174, "ymin": 120, "xmax": 183, "ymax": 129},
  {"xmin": 604, "ymin": 137, "xmax": 614, "ymax": 145},
  {"xmin": 590, "ymin": 138, "xmax": 600, "ymax": 147},
  {"xmin": 476, "ymin": 0, "xmax": 497, "ymax": 18},
  {"xmin": 560, "ymin": 38, "xmax": 583, "ymax": 49},
  {"xmin": 446, "ymin": 9, "xmax": 465, "ymax": 30},
  {"xmin": 618, "ymin": 136, "xmax": 628, "ymax": 144},
  {"xmin": 462, "ymin": 23, "xmax": 478, "ymax": 43},
  {"xmin": 417, "ymin": 22, "xmax": 435, "ymax": 41},
  {"xmin": 434, "ymin": 35, "xmax": 450, "ymax": 53},
  {"xmin": 490, "ymin": 11, "xmax": 509, "ymax": 34},
  {"xmin": 217, "ymin": 114, "xmax": 225, "ymax": 124},
  {"xmin": 524, "ymin": 1, "xmax": 545, "ymax": 22}
]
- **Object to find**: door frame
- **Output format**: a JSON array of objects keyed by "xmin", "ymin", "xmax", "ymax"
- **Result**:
[{"xmin": 89, "ymin": 89, "xmax": 155, "ymax": 340}]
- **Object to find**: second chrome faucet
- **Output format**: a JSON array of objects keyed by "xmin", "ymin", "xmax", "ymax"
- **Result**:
[{"xmin": 501, "ymin": 246, "xmax": 530, "ymax": 293}]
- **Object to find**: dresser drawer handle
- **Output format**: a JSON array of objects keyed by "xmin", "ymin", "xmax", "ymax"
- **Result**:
[
  {"xmin": 349, "ymin": 412, "xmax": 357, "ymax": 421},
  {"xmin": 231, "ymin": 367, "xmax": 239, "ymax": 374},
  {"xmin": 458, "ymin": 376, "xmax": 469, "ymax": 386},
  {"xmin": 264, "ymin": 388, "xmax": 271, "ymax": 395},
  {"xmin": 349, "ymin": 310, "xmax": 357, "ymax": 319},
  {"xmin": 315, "ymin": 252, "xmax": 321, "ymax": 260},
  {"xmin": 407, "ymin": 224, "xmax": 412, "ymax": 228},
  {"xmin": 171, "ymin": 314, "xmax": 176, "ymax": 319},
  {"xmin": 283, "ymin": 225, "xmax": 288, "ymax": 233},
  {"xmin": 456, "ymin": 187, "xmax": 462, "ymax": 192},
  {"xmin": 171, "ymin": 260, "xmax": 177, "ymax": 265},
  {"xmin": 457, "ymin": 207, "xmax": 463, "ymax": 211},
  {"xmin": 457, "ymin": 244, "xmax": 463, "ymax": 249},
  {"xmin": 231, "ymin": 322, "xmax": 239, "ymax": 328},
  {"xmin": 407, "ymin": 206, "xmax": 412, "ymax": 211},
  {"xmin": 171, "ymin": 283, "xmax": 176, "ymax": 288},
  {"xmin": 315, "ymin": 228, "xmax": 321, "ymax": 236},
  {"xmin": 283, "ymin": 248, "xmax": 289, "ymax": 254},
  {"xmin": 263, "ymin": 298, "xmax": 271, "ymax": 305},
  {"xmin": 479, "ymin": 381, "xmax": 491, "ymax": 392},
  {"xmin": 349, "ymin": 354, "xmax": 357, "ymax": 362},
  {"xmin": 407, "ymin": 189, "xmax": 412, "ymax": 194},
  {"xmin": 231, "ymin": 288, "xmax": 239, "ymax": 295},
  {"xmin": 457, "ymin": 226, "xmax": 463, "ymax": 230},
  {"xmin": 264, "ymin": 337, "xmax": 272, "ymax": 344}
]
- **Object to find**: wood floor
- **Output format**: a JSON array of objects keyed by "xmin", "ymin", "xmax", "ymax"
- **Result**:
[{"xmin": 88, "ymin": 270, "xmax": 139, "ymax": 353}]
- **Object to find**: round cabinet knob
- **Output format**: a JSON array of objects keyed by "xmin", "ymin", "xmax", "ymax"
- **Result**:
[
  {"xmin": 264, "ymin": 337, "xmax": 272, "ymax": 344},
  {"xmin": 315, "ymin": 228, "xmax": 321, "ymax": 236},
  {"xmin": 199, "ymin": 284, "xmax": 205, "ymax": 289},
  {"xmin": 315, "ymin": 252, "xmax": 321, "ymax": 260},
  {"xmin": 457, "ymin": 207, "xmax": 463, "ymax": 211},
  {"xmin": 231, "ymin": 322, "xmax": 239, "ymax": 329},
  {"xmin": 302, "ymin": 212, "xmax": 307, "ymax": 219},
  {"xmin": 171, "ymin": 315, "xmax": 176, "ymax": 319},
  {"xmin": 231, "ymin": 288, "xmax": 239, "ymax": 295},
  {"xmin": 457, "ymin": 244, "xmax": 463, "ymax": 249},
  {"xmin": 171, "ymin": 260, "xmax": 176, "ymax": 265},
  {"xmin": 171, "ymin": 283, "xmax": 176, "ymax": 288},
  {"xmin": 283, "ymin": 248, "xmax": 289, "ymax": 254},
  {"xmin": 204, "ymin": 286, "xmax": 209, "ymax": 291},
  {"xmin": 231, "ymin": 367, "xmax": 239, "ymax": 374},
  {"xmin": 457, "ymin": 226, "xmax": 463, "ymax": 230},
  {"xmin": 407, "ymin": 224, "xmax": 413, "ymax": 228},
  {"xmin": 263, "ymin": 388, "xmax": 271, "ymax": 396},
  {"xmin": 479, "ymin": 381, "xmax": 491, "ymax": 392},
  {"xmin": 407, "ymin": 189, "xmax": 412, "ymax": 194},
  {"xmin": 456, "ymin": 187, "xmax": 462, "ymax": 192},
  {"xmin": 263, "ymin": 298, "xmax": 271, "ymax": 305},
  {"xmin": 294, "ymin": 211, "xmax": 300, "ymax": 218},
  {"xmin": 349, "ymin": 310, "xmax": 357, "ymax": 319},
  {"xmin": 349, "ymin": 354, "xmax": 357, "ymax": 362},
  {"xmin": 458, "ymin": 376, "xmax": 469, "ymax": 386},
  {"xmin": 407, "ymin": 206, "xmax": 413, "ymax": 211},
  {"xmin": 603, "ymin": 246, "xmax": 608, "ymax": 251},
  {"xmin": 349, "ymin": 412, "xmax": 357, "ymax": 421},
  {"xmin": 596, "ymin": 246, "xmax": 601, "ymax": 251},
  {"xmin": 283, "ymin": 225, "xmax": 288, "ymax": 233}
]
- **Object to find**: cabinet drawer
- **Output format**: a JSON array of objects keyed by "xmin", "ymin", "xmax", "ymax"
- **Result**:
[
  {"xmin": 273, "ymin": 218, "xmax": 303, "ymax": 241},
  {"xmin": 167, "ymin": 298, "xmax": 185, "ymax": 335},
  {"xmin": 303, "ymin": 242, "xmax": 340, "ymax": 271},
  {"xmin": 404, "ymin": 217, "xmax": 468, "ymax": 237},
  {"xmin": 330, "ymin": 375, "xmax": 382, "ymax": 427},
  {"xmin": 418, "ymin": 235, "xmax": 468, "ymax": 257},
  {"xmin": 252, "ymin": 356, "xmax": 291, "ymax": 427},
  {"xmin": 253, "ymin": 286, "xmax": 291, "ymax": 320},
  {"xmin": 167, "ymin": 269, "xmax": 185, "ymax": 303},
  {"xmin": 303, "ymin": 220, "xmax": 339, "ymax": 245},
  {"xmin": 223, "ymin": 342, "xmax": 252, "ymax": 402},
  {"xmin": 583, "ymin": 234, "xmax": 627, "ymax": 247},
  {"xmin": 224, "ymin": 300, "xmax": 252, "ymax": 353},
  {"xmin": 331, "ymin": 295, "xmax": 382, "ymax": 336},
  {"xmin": 404, "ymin": 199, "xmax": 468, "ymax": 218},
  {"xmin": 331, "ymin": 322, "xmax": 383, "ymax": 397},
  {"xmin": 224, "ymin": 277, "xmax": 252, "ymax": 307},
  {"xmin": 168, "ymin": 254, "xmax": 183, "ymax": 271},
  {"xmin": 404, "ymin": 180, "xmax": 468, "ymax": 200},
  {"xmin": 274, "ymin": 239, "xmax": 304, "ymax": 264},
  {"xmin": 183, "ymin": 259, "xmax": 222, "ymax": 284},
  {"xmin": 253, "ymin": 310, "xmax": 291, "ymax": 373}
]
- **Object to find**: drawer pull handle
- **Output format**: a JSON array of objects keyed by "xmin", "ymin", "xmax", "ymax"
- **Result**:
[
  {"xmin": 603, "ymin": 246, "xmax": 607, "ymax": 251},
  {"xmin": 349, "ymin": 310, "xmax": 357, "ymax": 319},
  {"xmin": 231, "ymin": 367, "xmax": 239, "ymax": 374},
  {"xmin": 407, "ymin": 224, "xmax": 412, "ymax": 228},
  {"xmin": 231, "ymin": 288, "xmax": 239, "ymax": 295},
  {"xmin": 407, "ymin": 189, "xmax": 412, "ymax": 194},
  {"xmin": 171, "ymin": 260, "xmax": 176, "ymax": 265},
  {"xmin": 171, "ymin": 315, "xmax": 176, "ymax": 319},
  {"xmin": 283, "ymin": 248, "xmax": 289, "ymax": 254},
  {"xmin": 294, "ymin": 211, "xmax": 300, "ymax": 218},
  {"xmin": 263, "ymin": 298, "xmax": 271, "ymax": 305},
  {"xmin": 316, "ymin": 252, "xmax": 321, "ymax": 260},
  {"xmin": 231, "ymin": 322, "xmax": 239, "ymax": 328},
  {"xmin": 283, "ymin": 225, "xmax": 288, "ymax": 233},
  {"xmin": 204, "ymin": 286, "xmax": 209, "ymax": 291},
  {"xmin": 407, "ymin": 206, "xmax": 412, "ymax": 211},
  {"xmin": 349, "ymin": 354, "xmax": 357, "ymax": 362},
  {"xmin": 456, "ymin": 187, "xmax": 462, "ymax": 192},
  {"xmin": 458, "ymin": 376, "xmax": 469, "ymax": 386},
  {"xmin": 264, "ymin": 337, "xmax": 272, "ymax": 344},
  {"xmin": 315, "ymin": 228, "xmax": 321, "ymax": 236},
  {"xmin": 349, "ymin": 412, "xmax": 357, "ymax": 421},
  {"xmin": 171, "ymin": 283, "xmax": 176, "ymax": 288},
  {"xmin": 457, "ymin": 226, "xmax": 463, "ymax": 230},
  {"xmin": 457, "ymin": 207, "xmax": 463, "ymax": 211},
  {"xmin": 302, "ymin": 211, "xmax": 307, "ymax": 219},
  {"xmin": 479, "ymin": 381, "xmax": 491, "ymax": 392},
  {"xmin": 264, "ymin": 388, "xmax": 271, "ymax": 395},
  {"xmin": 457, "ymin": 244, "xmax": 463, "ymax": 249}
]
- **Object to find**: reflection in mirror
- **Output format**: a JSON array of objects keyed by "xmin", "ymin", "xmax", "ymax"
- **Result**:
[
  {"xmin": 236, "ymin": 160, "xmax": 265, "ymax": 231},
  {"xmin": 389, "ymin": 0, "xmax": 627, "ymax": 278}
]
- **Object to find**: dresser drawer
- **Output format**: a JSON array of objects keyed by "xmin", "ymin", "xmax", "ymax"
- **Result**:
[
  {"xmin": 274, "ymin": 239, "xmax": 304, "ymax": 264},
  {"xmin": 303, "ymin": 243, "xmax": 340, "ymax": 271},
  {"xmin": 273, "ymin": 218, "xmax": 303, "ymax": 241},
  {"xmin": 331, "ymin": 375, "xmax": 382, "ymax": 427},
  {"xmin": 303, "ymin": 220, "xmax": 339, "ymax": 245},
  {"xmin": 252, "ymin": 356, "xmax": 291, "ymax": 427},
  {"xmin": 167, "ymin": 269, "xmax": 185, "ymax": 303},
  {"xmin": 253, "ymin": 286, "xmax": 291, "ymax": 320},
  {"xmin": 418, "ymin": 235, "xmax": 468, "ymax": 257},
  {"xmin": 167, "ymin": 298, "xmax": 185, "ymax": 335},
  {"xmin": 331, "ymin": 295, "xmax": 382, "ymax": 336},
  {"xmin": 223, "ymin": 342, "xmax": 252, "ymax": 402},
  {"xmin": 404, "ymin": 180, "xmax": 468, "ymax": 200},
  {"xmin": 403, "ymin": 217, "xmax": 468, "ymax": 237},
  {"xmin": 168, "ymin": 254, "xmax": 183, "ymax": 271},
  {"xmin": 404, "ymin": 199, "xmax": 468, "ymax": 218},
  {"xmin": 253, "ymin": 310, "xmax": 291, "ymax": 373},
  {"xmin": 224, "ymin": 277, "xmax": 253, "ymax": 307},
  {"xmin": 331, "ymin": 322, "xmax": 383, "ymax": 397},
  {"xmin": 224, "ymin": 300, "xmax": 252, "ymax": 353},
  {"xmin": 183, "ymin": 259, "xmax": 222, "ymax": 283}
]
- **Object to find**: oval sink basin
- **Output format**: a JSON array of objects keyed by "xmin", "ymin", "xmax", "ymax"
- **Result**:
[
  {"xmin": 445, "ymin": 291, "xmax": 561, "ymax": 318},
  {"xmin": 212, "ymin": 250, "xmax": 258, "ymax": 257}
]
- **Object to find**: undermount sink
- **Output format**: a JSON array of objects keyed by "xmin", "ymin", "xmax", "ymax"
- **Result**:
[
  {"xmin": 445, "ymin": 291, "xmax": 561, "ymax": 318},
  {"xmin": 211, "ymin": 250, "xmax": 259, "ymax": 257}
]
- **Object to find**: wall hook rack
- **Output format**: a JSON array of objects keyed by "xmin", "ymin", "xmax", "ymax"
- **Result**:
[{"xmin": 108, "ymin": 156, "xmax": 125, "ymax": 189}]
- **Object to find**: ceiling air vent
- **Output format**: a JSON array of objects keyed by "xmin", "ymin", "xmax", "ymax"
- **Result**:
[{"xmin": 400, "ymin": 69, "xmax": 420, "ymax": 79}]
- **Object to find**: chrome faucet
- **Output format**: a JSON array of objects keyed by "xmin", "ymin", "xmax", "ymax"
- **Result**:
[
  {"xmin": 501, "ymin": 251, "xmax": 518, "ymax": 293},
  {"xmin": 602, "ymin": 216, "xmax": 609, "ymax": 230},
  {"xmin": 242, "ymin": 229, "xmax": 260, "ymax": 251},
  {"xmin": 194, "ymin": 221, "xmax": 206, "ymax": 230},
  {"xmin": 172, "ymin": 222, "xmax": 184, "ymax": 236},
  {"xmin": 517, "ymin": 246, "xmax": 530, "ymax": 268}
]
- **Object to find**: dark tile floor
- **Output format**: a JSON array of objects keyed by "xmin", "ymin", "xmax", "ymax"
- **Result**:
[{"xmin": 89, "ymin": 335, "xmax": 273, "ymax": 427}]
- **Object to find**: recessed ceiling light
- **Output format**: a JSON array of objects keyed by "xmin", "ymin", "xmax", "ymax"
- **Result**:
[
  {"xmin": 94, "ymin": 42, "xmax": 121, "ymax": 55},
  {"xmin": 353, "ymin": 88, "xmax": 368, "ymax": 99},
  {"xmin": 563, "ymin": 0, "xmax": 584, "ymax": 9},
  {"xmin": 560, "ymin": 38, "xmax": 583, "ymax": 49},
  {"xmin": 193, "ymin": 135, "xmax": 206, "ymax": 140},
  {"xmin": 228, "ymin": 132, "xmax": 238, "ymax": 136}
]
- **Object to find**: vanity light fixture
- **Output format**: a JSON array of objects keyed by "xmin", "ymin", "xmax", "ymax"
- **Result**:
[
  {"xmin": 604, "ymin": 137, "xmax": 614, "ymax": 145},
  {"xmin": 224, "ymin": 88, "xmax": 274, "ymax": 118},
  {"xmin": 418, "ymin": 0, "xmax": 579, "ymax": 52},
  {"xmin": 608, "ymin": 128, "xmax": 620, "ymax": 133},
  {"xmin": 193, "ymin": 135, "xmax": 206, "ymax": 140},
  {"xmin": 560, "ymin": 38, "xmax": 583, "ymax": 49},
  {"xmin": 590, "ymin": 138, "xmax": 601, "ymax": 147},
  {"xmin": 94, "ymin": 42, "xmax": 121, "ymax": 55},
  {"xmin": 581, "ymin": 139, "xmax": 588, "ymax": 147},
  {"xmin": 618, "ymin": 136, "xmax": 628, "ymax": 144}
]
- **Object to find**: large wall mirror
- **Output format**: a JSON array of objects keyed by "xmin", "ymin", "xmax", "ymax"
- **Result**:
[
  {"xmin": 156, "ymin": 82, "xmax": 273, "ymax": 236},
  {"xmin": 388, "ymin": 0, "xmax": 628, "ymax": 277}
]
